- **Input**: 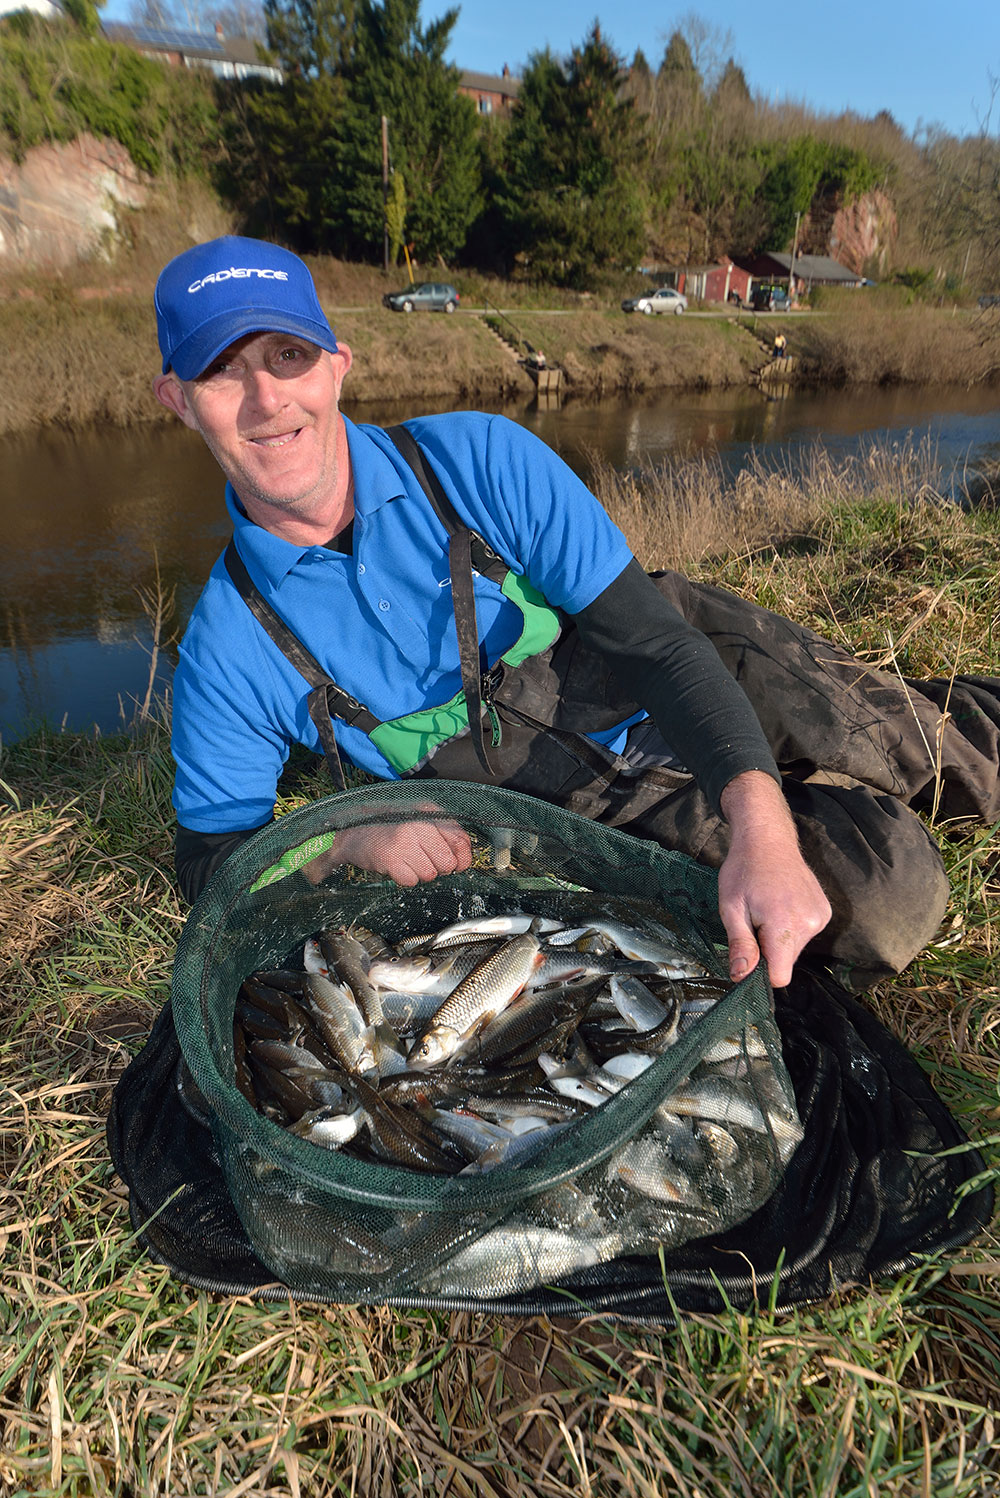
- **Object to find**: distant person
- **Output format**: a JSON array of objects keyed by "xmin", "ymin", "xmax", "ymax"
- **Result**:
[
  {"xmin": 773, "ymin": 331, "xmax": 788, "ymax": 359},
  {"xmin": 152, "ymin": 235, "xmax": 1000, "ymax": 991}
]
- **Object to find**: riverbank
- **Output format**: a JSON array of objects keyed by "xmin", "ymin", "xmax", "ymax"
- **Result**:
[
  {"xmin": 1, "ymin": 253, "xmax": 997, "ymax": 435},
  {"xmin": 1, "ymin": 466, "xmax": 998, "ymax": 1493}
]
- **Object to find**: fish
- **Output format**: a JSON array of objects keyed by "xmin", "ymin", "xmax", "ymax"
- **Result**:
[
  {"xmin": 232, "ymin": 891, "xmax": 797, "ymax": 1297},
  {"xmin": 300, "ymin": 972, "xmax": 380, "ymax": 1081},
  {"xmin": 319, "ymin": 925, "xmax": 386, "ymax": 1028},
  {"xmin": 615, "ymin": 1136, "xmax": 713, "ymax": 1210},
  {"xmin": 290, "ymin": 1104, "xmax": 364, "ymax": 1149},
  {"xmin": 420, "ymin": 1225, "xmax": 618, "ymax": 1298},
  {"xmin": 367, "ymin": 943, "xmax": 496, "ymax": 998},
  {"xmin": 408, "ymin": 925, "xmax": 545, "ymax": 1070}
]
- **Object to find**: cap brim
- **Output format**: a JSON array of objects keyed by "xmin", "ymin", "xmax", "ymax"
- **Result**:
[{"xmin": 167, "ymin": 308, "xmax": 338, "ymax": 379}]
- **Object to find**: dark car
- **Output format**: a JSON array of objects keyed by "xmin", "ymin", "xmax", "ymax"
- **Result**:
[
  {"xmin": 750, "ymin": 283, "xmax": 791, "ymax": 312},
  {"xmin": 383, "ymin": 282, "xmax": 460, "ymax": 313}
]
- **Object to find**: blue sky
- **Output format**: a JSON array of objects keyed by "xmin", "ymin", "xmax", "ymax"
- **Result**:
[
  {"xmin": 447, "ymin": 0, "xmax": 999, "ymax": 139},
  {"xmin": 100, "ymin": 0, "xmax": 999, "ymax": 140}
]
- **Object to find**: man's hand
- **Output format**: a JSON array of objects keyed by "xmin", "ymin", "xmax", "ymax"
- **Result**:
[
  {"xmin": 718, "ymin": 771, "xmax": 831, "ymax": 988},
  {"xmin": 320, "ymin": 817, "xmax": 473, "ymax": 886}
]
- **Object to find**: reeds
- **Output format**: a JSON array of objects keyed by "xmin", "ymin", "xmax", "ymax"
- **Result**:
[{"xmin": 1, "ymin": 441, "xmax": 998, "ymax": 1496}]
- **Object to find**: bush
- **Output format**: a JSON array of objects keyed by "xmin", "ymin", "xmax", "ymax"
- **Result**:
[{"xmin": 0, "ymin": 13, "xmax": 219, "ymax": 176}]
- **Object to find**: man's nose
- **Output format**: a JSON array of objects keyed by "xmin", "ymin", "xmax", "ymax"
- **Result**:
[{"xmin": 244, "ymin": 365, "xmax": 286, "ymax": 413}]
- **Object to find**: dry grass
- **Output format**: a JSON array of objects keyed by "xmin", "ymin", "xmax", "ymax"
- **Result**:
[
  {"xmin": 2, "ymin": 234, "xmax": 998, "ymax": 435},
  {"xmin": 789, "ymin": 299, "xmax": 1000, "ymax": 388},
  {"xmin": 2, "ymin": 444, "xmax": 1000, "ymax": 1495}
]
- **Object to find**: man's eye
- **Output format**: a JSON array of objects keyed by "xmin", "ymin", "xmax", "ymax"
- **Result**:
[
  {"xmin": 199, "ymin": 359, "xmax": 236, "ymax": 380},
  {"xmin": 272, "ymin": 344, "xmax": 320, "ymax": 372}
]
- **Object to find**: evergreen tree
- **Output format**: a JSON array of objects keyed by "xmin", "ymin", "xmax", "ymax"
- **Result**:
[
  {"xmin": 496, "ymin": 26, "xmax": 645, "ymax": 285},
  {"xmin": 217, "ymin": 0, "xmax": 354, "ymax": 245},
  {"xmin": 322, "ymin": 0, "xmax": 482, "ymax": 262}
]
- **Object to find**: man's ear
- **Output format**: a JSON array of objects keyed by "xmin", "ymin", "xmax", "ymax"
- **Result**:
[
  {"xmin": 153, "ymin": 372, "xmax": 199, "ymax": 429},
  {"xmin": 331, "ymin": 343, "xmax": 353, "ymax": 398}
]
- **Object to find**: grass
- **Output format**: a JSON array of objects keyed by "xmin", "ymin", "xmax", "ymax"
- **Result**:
[{"xmin": 2, "ymin": 443, "xmax": 1000, "ymax": 1495}]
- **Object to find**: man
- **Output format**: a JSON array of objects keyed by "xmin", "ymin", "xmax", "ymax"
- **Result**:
[{"xmin": 154, "ymin": 236, "xmax": 1000, "ymax": 991}]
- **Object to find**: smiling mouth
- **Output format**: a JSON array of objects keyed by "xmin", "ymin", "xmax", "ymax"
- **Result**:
[{"xmin": 250, "ymin": 428, "xmax": 303, "ymax": 448}]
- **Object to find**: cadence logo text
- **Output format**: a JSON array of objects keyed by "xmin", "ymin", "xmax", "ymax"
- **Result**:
[{"xmin": 187, "ymin": 268, "xmax": 290, "ymax": 293}]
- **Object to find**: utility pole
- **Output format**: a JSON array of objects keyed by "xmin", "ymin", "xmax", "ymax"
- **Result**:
[
  {"xmin": 789, "ymin": 211, "xmax": 801, "ymax": 304},
  {"xmin": 381, "ymin": 115, "xmax": 390, "ymax": 274}
]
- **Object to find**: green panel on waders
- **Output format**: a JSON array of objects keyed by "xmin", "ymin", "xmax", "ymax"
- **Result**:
[{"xmin": 369, "ymin": 571, "xmax": 562, "ymax": 773}]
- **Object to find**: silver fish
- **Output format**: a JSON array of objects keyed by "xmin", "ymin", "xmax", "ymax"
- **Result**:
[
  {"xmin": 290, "ymin": 1105, "xmax": 364, "ymax": 1149},
  {"xmin": 301, "ymin": 972, "xmax": 379, "ymax": 1081},
  {"xmin": 421, "ymin": 1225, "xmax": 616, "ymax": 1298},
  {"xmin": 615, "ymin": 1136, "xmax": 712, "ymax": 1208},
  {"xmin": 408, "ymin": 926, "xmax": 544, "ymax": 1070},
  {"xmin": 581, "ymin": 916, "xmax": 711, "ymax": 978},
  {"xmin": 368, "ymin": 943, "xmax": 493, "ymax": 998}
]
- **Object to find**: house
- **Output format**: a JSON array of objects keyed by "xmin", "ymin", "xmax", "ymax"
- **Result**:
[
  {"xmin": 674, "ymin": 256, "xmax": 752, "ymax": 306},
  {"xmin": 457, "ymin": 66, "xmax": 520, "ymax": 116},
  {"xmin": 101, "ymin": 21, "xmax": 283, "ymax": 85},
  {"xmin": 742, "ymin": 251, "xmax": 864, "ymax": 293}
]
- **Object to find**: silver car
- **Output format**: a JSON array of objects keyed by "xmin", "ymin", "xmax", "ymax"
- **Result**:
[
  {"xmin": 621, "ymin": 286, "xmax": 688, "ymax": 315},
  {"xmin": 383, "ymin": 282, "xmax": 460, "ymax": 313}
]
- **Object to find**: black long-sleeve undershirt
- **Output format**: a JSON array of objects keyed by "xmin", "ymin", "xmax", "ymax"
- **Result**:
[{"xmin": 570, "ymin": 558, "xmax": 781, "ymax": 814}]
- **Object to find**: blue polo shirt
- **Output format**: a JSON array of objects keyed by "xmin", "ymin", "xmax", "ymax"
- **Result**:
[{"xmin": 172, "ymin": 411, "xmax": 636, "ymax": 833}]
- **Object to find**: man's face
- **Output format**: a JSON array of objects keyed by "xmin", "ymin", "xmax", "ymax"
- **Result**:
[{"xmin": 153, "ymin": 331, "xmax": 353, "ymax": 523}]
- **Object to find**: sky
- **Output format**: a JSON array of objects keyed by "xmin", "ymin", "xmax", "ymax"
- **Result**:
[
  {"xmin": 97, "ymin": 0, "xmax": 1000, "ymax": 141},
  {"xmin": 446, "ymin": 0, "xmax": 999, "ymax": 140}
]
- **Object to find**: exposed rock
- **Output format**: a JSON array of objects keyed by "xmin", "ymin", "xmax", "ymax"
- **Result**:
[
  {"xmin": 801, "ymin": 188, "xmax": 898, "ymax": 276},
  {"xmin": 0, "ymin": 134, "xmax": 150, "ymax": 269}
]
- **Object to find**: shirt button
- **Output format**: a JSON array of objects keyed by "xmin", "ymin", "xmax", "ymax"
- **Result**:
[
  {"xmin": 358, "ymin": 563, "xmax": 366, "ymax": 574},
  {"xmin": 378, "ymin": 599, "xmax": 390, "ymax": 611}
]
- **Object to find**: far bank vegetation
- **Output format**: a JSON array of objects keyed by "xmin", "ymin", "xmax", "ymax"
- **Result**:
[
  {"xmin": 0, "ymin": 4, "xmax": 999, "ymax": 435},
  {"xmin": 1, "ymin": 3, "xmax": 999, "ymax": 298}
]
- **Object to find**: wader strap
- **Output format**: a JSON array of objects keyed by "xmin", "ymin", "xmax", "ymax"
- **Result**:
[
  {"xmin": 499, "ymin": 696, "xmax": 692, "ymax": 798},
  {"xmin": 385, "ymin": 424, "xmax": 501, "ymax": 778},
  {"xmin": 223, "ymin": 541, "xmax": 379, "ymax": 791},
  {"xmin": 384, "ymin": 425, "xmax": 510, "ymax": 583}
]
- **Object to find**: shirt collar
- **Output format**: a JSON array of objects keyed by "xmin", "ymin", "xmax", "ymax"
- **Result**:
[{"xmin": 224, "ymin": 416, "xmax": 409, "ymax": 590}]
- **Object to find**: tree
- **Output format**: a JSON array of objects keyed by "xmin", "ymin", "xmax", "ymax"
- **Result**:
[
  {"xmin": 320, "ymin": 0, "xmax": 482, "ymax": 262},
  {"xmin": 62, "ymin": 0, "xmax": 103, "ymax": 36},
  {"xmin": 496, "ymin": 25, "xmax": 645, "ymax": 285},
  {"xmin": 215, "ymin": 0, "xmax": 355, "ymax": 243}
]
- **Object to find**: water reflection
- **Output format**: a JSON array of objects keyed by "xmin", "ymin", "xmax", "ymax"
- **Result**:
[{"xmin": 2, "ymin": 386, "xmax": 998, "ymax": 741}]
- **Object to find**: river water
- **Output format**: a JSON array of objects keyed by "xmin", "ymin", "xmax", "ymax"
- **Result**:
[{"xmin": 2, "ymin": 383, "xmax": 998, "ymax": 743}]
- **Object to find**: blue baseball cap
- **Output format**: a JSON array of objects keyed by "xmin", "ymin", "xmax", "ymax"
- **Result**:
[{"xmin": 154, "ymin": 235, "xmax": 338, "ymax": 379}]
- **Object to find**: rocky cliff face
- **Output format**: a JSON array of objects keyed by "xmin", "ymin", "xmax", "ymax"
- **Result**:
[
  {"xmin": 0, "ymin": 134, "xmax": 150, "ymax": 269},
  {"xmin": 802, "ymin": 188, "xmax": 898, "ymax": 276}
]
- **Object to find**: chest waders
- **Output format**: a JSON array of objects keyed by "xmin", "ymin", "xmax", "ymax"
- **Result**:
[
  {"xmin": 220, "ymin": 423, "xmax": 1000, "ymax": 984},
  {"xmin": 223, "ymin": 423, "xmax": 661, "ymax": 801}
]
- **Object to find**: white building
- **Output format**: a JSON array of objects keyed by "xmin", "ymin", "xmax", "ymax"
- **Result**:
[{"xmin": 0, "ymin": 0, "xmax": 66, "ymax": 17}]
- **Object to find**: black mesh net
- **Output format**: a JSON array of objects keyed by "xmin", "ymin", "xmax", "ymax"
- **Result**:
[{"xmin": 107, "ymin": 782, "xmax": 993, "ymax": 1319}]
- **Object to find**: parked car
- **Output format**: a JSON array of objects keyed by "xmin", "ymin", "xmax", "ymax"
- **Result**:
[
  {"xmin": 621, "ymin": 286, "xmax": 688, "ymax": 315},
  {"xmin": 750, "ymin": 283, "xmax": 791, "ymax": 312},
  {"xmin": 383, "ymin": 282, "xmax": 460, "ymax": 313}
]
